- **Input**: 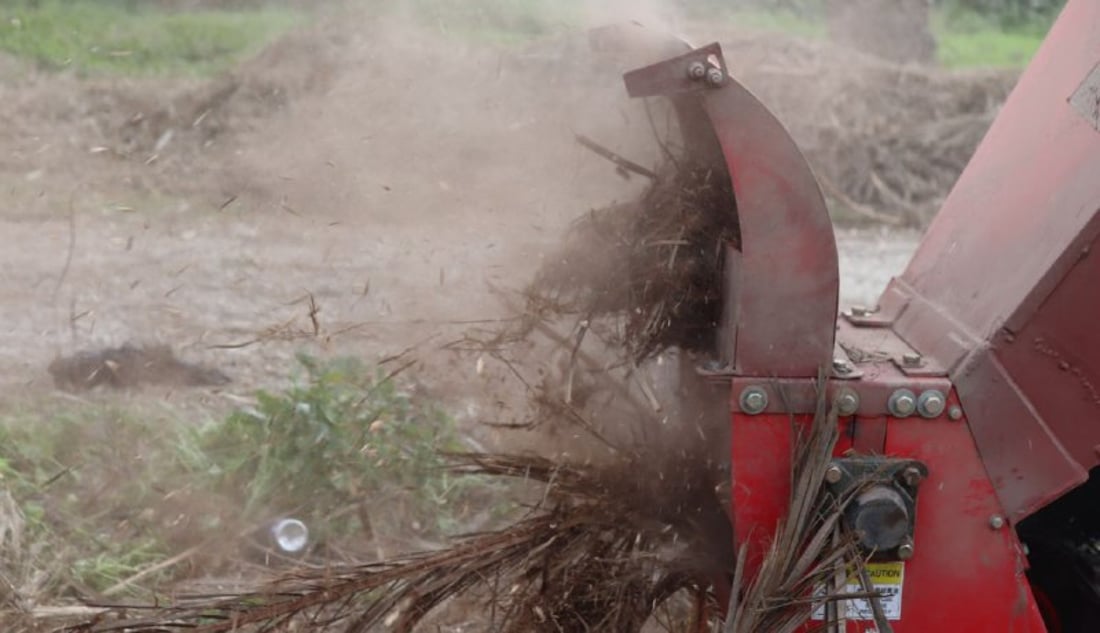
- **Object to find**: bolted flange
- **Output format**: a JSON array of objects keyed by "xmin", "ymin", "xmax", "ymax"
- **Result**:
[
  {"xmin": 739, "ymin": 386, "xmax": 768, "ymax": 415},
  {"xmin": 917, "ymin": 390, "xmax": 947, "ymax": 419},
  {"xmin": 888, "ymin": 389, "xmax": 918, "ymax": 418}
]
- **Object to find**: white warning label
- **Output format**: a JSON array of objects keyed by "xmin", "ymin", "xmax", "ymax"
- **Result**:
[{"xmin": 810, "ymin": 562, "xmax": 905, "ymax": 622}]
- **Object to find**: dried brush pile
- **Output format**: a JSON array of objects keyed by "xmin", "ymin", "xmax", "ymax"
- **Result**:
[
  {"xmin": 716, "ymin": 34, "xmax": 1018, "ymax": 224},
  {"xmin": 523, "ymin": 159, "xmax": 739, "ymax": 363}
]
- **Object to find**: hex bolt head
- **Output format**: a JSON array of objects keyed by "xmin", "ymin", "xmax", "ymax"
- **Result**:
[
  {"xmin": 948, "ymin": 405, "xmax": 963, "ymax": 421},
  {"xmin": 705, "ymin": 67, "xmax": 725, "ymax": 86},
  {"xmin": 740, "ymin": 387, "xmax": 768, "ymax": 415},
  {"xmin": 897, "ymin": 540, "xmax": 915, "ymax": 560},
  {"xmin": 917, "ymin": 390, "xmax": 947, "ymax": 419},
  {"xmin": 901, "ymin": 353, "xmax": 923, "ymax": 367},
  {"xmin": 989, "ymin": 515, "xmax": 1006, "ymax": 530},
  {"xmin": 888, "ymin": 389, "xmax": 917, "ymax": 418},
  {"xmin": 825, "ymin": 464, "xmax": 843, "ymax": 484},
  {"xmin": 850, "ymin": 305, "xmax": 869, "ymax": 317},
  {"xmin": 832, "ymin": 358, "xmax": 852, "ymax": 375},
  {"xmin": 687, "ymin": 61, "xmax": 706, "ymax": 79},
  {"xmin": 836, "ymin": 388, "xmax": 860, "ymax": 416},
  {"xmin": 901, "ymin": 466, "xmax": 923, "ymax": 487}
]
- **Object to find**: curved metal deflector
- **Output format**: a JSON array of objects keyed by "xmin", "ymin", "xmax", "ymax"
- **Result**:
[{"xmin": 621, "ymin": 41, "xmax": 840, "ymax": 378}]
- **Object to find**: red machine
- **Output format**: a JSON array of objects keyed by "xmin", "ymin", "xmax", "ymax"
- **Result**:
[{"xmin": 615, "ymin": 1, "xmax": 1100, "ymax": 630}]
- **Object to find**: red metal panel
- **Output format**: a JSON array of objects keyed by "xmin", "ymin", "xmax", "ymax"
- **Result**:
[
  {"xmin": 701, "ymin": 73, "xmax": 838, "ymax": 377},
  {"xmin": 957, "ymin": 350, "xmax": 1088, "ymax": 524},
  {"xmin": 880, "ymin": 402, "xmax": 1047, "ymax": 633},
  {"xmin": 730, "ymin": 395, "xmax": 1048, "ymax": 632},
  {"xmin": 624, "ymin": 44, "xmax": 839, "ymax": 378},
  {"xmin": 997, "ymin": 234, "xmax": 1100, "ymax": 470}
]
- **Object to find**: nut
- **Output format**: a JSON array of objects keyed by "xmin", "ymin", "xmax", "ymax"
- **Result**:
[
  {"xmin": 687, "ymin": 61, "xmax": 706, "ymax": 79},
  {"xmin": 948, "ymin": 405, "xmax": 963, "ymax": 421},
  {"xmin": 836, "ymin": 388, "xmax": 860, "ymax": 416},
  {"xmin": 888, "ymin": 389, "xmax": 917, "ymax": 418},
  {"xmin": 897, "ymin": 540, "xmax": 915, "ymax": 560},
  {"xmin": 989, "ymin": 515, "xmax": 1006, "ymax": 530},
  {"xmin": 740, "ymin": 387, "xmax": 768, "ymax": 415},
  {"xmin": 917, "ymin": 390, "xmax": 947, "ymax": 419},
  {"xmin": 901, "ymin": 466, "xmax": 923, "ymax": 487},
  {"xmin": 705, "ymin": 67, "xmax": 725, "ymax": 86},
  {"xmin": 825, "ymin": 464, "xmax": 843, "ymax": 484},
  {"xmin": 832, "ymin": 358, "xmax": 852, "ymax": 375},
  {"xmin": 901, "ymin": 353, "xmax": 923, "ymax": 367},
  {"xmin": 850, "ymin": 305, "xmax": 870, "ymax": 317}
]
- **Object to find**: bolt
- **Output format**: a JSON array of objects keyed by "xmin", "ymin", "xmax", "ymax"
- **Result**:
[
  {"xmin": 917, "ymin": 390, "xmax": 947, "ymax": 419},
  {"xmin": 897, "ymin": 539, "xmax": 915, "ymax": 560},
  {"xmin": 705, "ymin": 67, "xmax": 725, "ymax": 86},
  {"xmin": 740, "ymin": 387, "xmax": 768, "ymax": 415},
  {"xmin": 901, "ymin": 353, "xmax": 923, "ymax": 368},
  {"xmin": 700, "ymin": 359, "xmax": 726, "ymax": 373},
  {"xmin": 687, "ymin": 61, "xmax": 706, "ymax": 79},
  {"xmin": 888, "ymin": 389, "xmax": 917, "ymax": 418},
  {"xmin": 901, "ymin": 466, "xmax": 923, "ymax": 487},
  {"xmin": 850, "ymin": 305, "xmax": 869, "ymax": 317},
  {"xmin": 825, "ymin": 464, "xmax": 843, "ymax": 484},
  {"xmin": 990, "ymin": 515, "xmax": 1006, "ymax": 530},
  {"xmin": 948, "ymin": 405, "xmax": 963, "ymax": 421},
  {"xmin": 836, "ymin": 388, "xmax": 860, "ymax": 416},
  {"xmin": 832, "ymin": 358, "xmax": 852, "ymax": 375}
]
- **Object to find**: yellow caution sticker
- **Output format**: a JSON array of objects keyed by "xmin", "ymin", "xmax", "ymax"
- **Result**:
[{"xmin": 810, "ymin": 562, "xmax": 905, "ymax": 622}]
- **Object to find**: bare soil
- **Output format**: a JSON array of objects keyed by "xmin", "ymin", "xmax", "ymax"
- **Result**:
[{"xmin": 0, "ymin": 14, "xmax": 945, "ymax": 416}]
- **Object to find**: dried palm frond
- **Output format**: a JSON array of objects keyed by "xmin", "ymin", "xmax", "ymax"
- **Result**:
[
  {"xmin": 67, "ymin": 373, "xmax": 882, "ymax": 633},
  {"xmin": 66, "ymin": 444, "xmax": 732, "ymax": 633},
  {"xmin": 724, "ymin": 377, "xmax": 882, "ymax": 633}
]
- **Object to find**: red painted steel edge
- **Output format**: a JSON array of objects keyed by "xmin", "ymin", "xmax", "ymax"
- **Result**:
[{"xmin": 730, "ymin": 390, "xmax": 1047, "ymax": 632}]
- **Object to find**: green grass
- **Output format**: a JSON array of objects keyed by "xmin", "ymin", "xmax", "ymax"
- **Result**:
[
  {"xmin": 934, "ymin": 9, "xmax": 1052, "ymax": 68},
  {"xmin": 0, "ymin": 0, "xmax": 300, "ymax": 76},
  {"xmin": 0, "ymin": 0, "xmax": 1054, "ymax": 74},
  {"xmin": 705, "ymin": 6, "xmax": 1050, "ymax": 69},
  {"xmin": 0, "ymin": 354, "xmax": 498, "ymax": 600},
  {"xmin": 707, "ymin": 9, "xmax": 826, "ymax": 39},
  {"xmin": 399, "ymin": 0, "xmax": 582, "ymax": 44}
]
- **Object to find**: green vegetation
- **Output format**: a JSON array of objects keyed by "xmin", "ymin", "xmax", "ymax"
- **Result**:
[
  {"xmin": 398, "ymin": 0, "xmax": 581, "ymax": 44},
  {"xmin": 935, "ymin": 7, "xmax": 1054, "ymax": 68},
  {"xmin": 0, "ymin": 0, "xmax": 1064, "ymax": 75},
  {"xmin": 0, "ymin": 354, "xmax": 489, "ymax": 598},
  {"xmin": 185, "ymin": 353, "xmax": 484, "ymax": 534},
  {"xmin": 0, "ymin": 0, "xmax": 300, "ymax": 75}
]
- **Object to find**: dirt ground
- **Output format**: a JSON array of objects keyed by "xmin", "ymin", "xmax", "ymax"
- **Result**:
[{"xmin": 0, "ymin": 15, "xmax": 931, "ymax": 416}]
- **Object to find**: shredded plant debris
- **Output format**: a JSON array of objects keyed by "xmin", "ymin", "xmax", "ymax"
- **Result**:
[{"xmin": 524, "ymin": 159, "xmax": 740, "ymax": 363}]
